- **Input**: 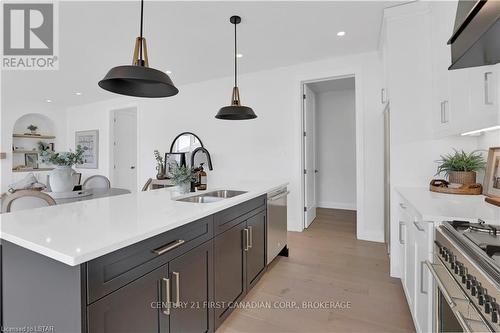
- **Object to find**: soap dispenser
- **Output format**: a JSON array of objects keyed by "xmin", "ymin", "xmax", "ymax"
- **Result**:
[{"xmin": 198, "ymin": 163, "xmax": 207, "ymax": 190}]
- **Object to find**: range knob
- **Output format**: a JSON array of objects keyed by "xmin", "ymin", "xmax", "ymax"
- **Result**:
[
  {"xmin": 472, "ymin": 283, "xmax": 482, "ymax": 297},
  {"xmin": 492, "ymin": 309, "xmax": 498, "ymax": 323},
  {"xmin": 478, "ymin": 289, "xmax": 487, "ymax": 305},
  {"xmin": 486, "ymin": 301, "xmax": 497, "ymax": 315},
  {"xmin": 466, "ymin": 276, "xmax": 475, "ymax": 290},
  {"xmin": 454, "ymin": 261, "xmax": 462, "ymax": 274}
]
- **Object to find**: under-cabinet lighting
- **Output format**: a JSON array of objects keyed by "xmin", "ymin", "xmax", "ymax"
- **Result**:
[
  {"xmin": 461, "ymin": 125, "xmax": 500, "ymax": 136},
  {"xmin": 236, "ymin": 53, "xmax": 243, "ymax": 58},
  {"xmin": 337, "ymin": 31, "xmax": 346, "ymax": 37}
]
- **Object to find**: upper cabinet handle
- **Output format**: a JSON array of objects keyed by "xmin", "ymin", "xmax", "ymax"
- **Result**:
[{"xmin": 484, "ymin": 72, "xmax": 493, "ymax": 105}]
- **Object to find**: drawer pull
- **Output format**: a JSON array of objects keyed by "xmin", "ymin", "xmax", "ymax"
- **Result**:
[
  {"xmin": 248, "ymin": 226, "xmax": 253, "ymax": 249},
  {"xmin": 243, "ymin": 228, "xmax": 249, "ymax": 251},
  {"xmin": 153, "ymin": 239, "xmax": 185, "ymax": 255},
  {"xmin": 173, "ymin": 272, "xmax": 180, "ymax": 307},
  {"xmin": 162, "ymin": 277, "xmax": 171, "ymax": 316}
]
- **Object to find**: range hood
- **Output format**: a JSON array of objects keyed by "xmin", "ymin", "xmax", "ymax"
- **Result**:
[{"xmin": 448, "ymin": 0, "xmax": 500, "ymax": 70}]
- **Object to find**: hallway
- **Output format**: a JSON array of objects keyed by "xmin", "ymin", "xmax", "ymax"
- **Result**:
[{"xmin": 219, "ymin": 208, "xmax": 415, "ymax": 333}]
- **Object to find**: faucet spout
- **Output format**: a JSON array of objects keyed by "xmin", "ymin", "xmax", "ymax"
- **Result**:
[{"xmin": 191, "ymin": 147, "xmax": 213, "ymax": 170}]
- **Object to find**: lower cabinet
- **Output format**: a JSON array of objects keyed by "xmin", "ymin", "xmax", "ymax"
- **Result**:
[
  {"xmin": 168, "ymin": 240, "xmax": 213, "ymax": 333},
  {"xmin": 214, "ymin": 208, "xmax": 267, "ymax": 328},
  {"xmin": 397, "ymin": 195, "xmax": 434, "ymax": 333},
  {"xmin": 88, "ymin": 240, "xmax": 214, "ymax": 333},
  {"xmin": 87, "ymin": 265, "xmax": 164, "ymax": 333}
]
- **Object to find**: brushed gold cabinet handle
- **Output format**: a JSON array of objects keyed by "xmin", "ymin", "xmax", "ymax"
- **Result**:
[
  {"xmin": 162, "ymin": 277, "xmax": 170, "ymax": 315},
  {"xmin": 243, "ymin": 228, "xmax": 249, "ymax": 251},
  {"xmin": 248, "ymin": 226, "xmax": 253, "ymax": 249},
  {"xmin": 153, "ymin": 239, "xmax": 185, "ymax": 255},
  {"xmin": 173, "ymin": 272, "xmax": 180, "ymax": 307}
]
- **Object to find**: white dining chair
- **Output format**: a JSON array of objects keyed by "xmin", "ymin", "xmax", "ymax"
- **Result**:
[
  {"xmin": 2, "ymin": 190, "xmax": 56, "ymax": 213},
  {"xmin": 82, "ymin": 175, "xmax": 111, "ymax": 190}
]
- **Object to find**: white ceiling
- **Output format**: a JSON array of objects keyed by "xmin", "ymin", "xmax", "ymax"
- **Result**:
[
  {"xmin": 308, "ymin": 76, "xmax": 355, "ymax": 93},
  {"xmin": 2, "ymin": 1, "xmax": 402, "ymax": 108}
]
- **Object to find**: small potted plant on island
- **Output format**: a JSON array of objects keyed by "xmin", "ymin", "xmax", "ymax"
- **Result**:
[
  {"xmin": 171, "ymin": 165, "xmax": 196, "ymax": 194},
  {"xmin": 436, "ymin": 149, "xmax": 486, "ymax": 185},
  {"xmin": 39, "ymin": 143, "xmax": 87, "ymax": 192},
  {"xmin": 27, "ymin": 124, "xmax": 38, "ymax": 136}
]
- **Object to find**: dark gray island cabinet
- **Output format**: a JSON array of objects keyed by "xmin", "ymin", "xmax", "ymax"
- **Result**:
[{"xmin": 1, "ymin": 195, "xmax": 267, "ymax": 333}]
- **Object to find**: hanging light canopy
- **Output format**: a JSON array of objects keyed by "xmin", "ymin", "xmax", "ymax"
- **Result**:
[
  {"xmin": 98, "ymin": 0, "xmax": 178, "ymax": 98},
  {"xmin": 215, "ymin": 16, "xmax": 257, "ymax": 120}
]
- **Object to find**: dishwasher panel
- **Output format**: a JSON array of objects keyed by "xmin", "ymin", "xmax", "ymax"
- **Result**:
[{"xmin": 267, "ymin": 187, "xmax": 288, "ymax": 264}]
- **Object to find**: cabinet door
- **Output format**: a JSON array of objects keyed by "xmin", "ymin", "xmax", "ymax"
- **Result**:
[
  {"xmin": 168, "ymin": 241, "xmax": 213, "ymax": 333},
  {"xmin": 214, "ymin": 222, "xmax": 247, "ymax": 327},
  {"xmin": 403, "ymin": 211, "xmax": 416, "ymax": 311},
  {"xmin": 246, "ymin": 210, "xmax": 266, "ymax": 289},
  {"xmin": 468, "ymin": 65, "xmax": 499, "ymax": 131},
  {"xmin": 414, "ymin": 221, "xmax": 433, "ymax": 333},
  {"xmin": 87, "ymin": 265, "xmax": 166, "ymax": 333}
]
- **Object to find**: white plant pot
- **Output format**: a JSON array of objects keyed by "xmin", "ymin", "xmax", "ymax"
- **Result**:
[{"xmin": 49, "ymin": 166, "xmax": 75, "ymax": 192}]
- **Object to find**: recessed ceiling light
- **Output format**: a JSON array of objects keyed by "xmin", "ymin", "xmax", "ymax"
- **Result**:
[
  {"xmin": 45, "ymin": 99, "xmax": 52, "ymax": 103},
  {"xmin": 236, "ymin": 53, "xmax": 243, "ymax": 58},
  {"xmin": 166, "ymin": 70, "xmax": 172, "ymax": 74},
  {"xmin": 75, "ymin": 92, "xmax": 82, "ymax": 96},
  {"xmin": 337, "ymin": 31, "xmax": 346, "ymax": 37}
]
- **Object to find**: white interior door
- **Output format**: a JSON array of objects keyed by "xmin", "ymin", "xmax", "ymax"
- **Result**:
[
  {"xmin": 303, "ymin": 84, "xmax": 317, "ymax": 228},
  {"xmin": 112, "ymin": 108, "xmax": 137, "ymax": 192}
]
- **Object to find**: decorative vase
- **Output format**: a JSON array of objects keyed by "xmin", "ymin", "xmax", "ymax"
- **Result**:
[
  {"xmin": 448, "ymin": 171, "xmax": 476, "ymax": 185},
  {"xmin": 156, "ymin": 164, "xmax": 167, "ymax": 180},
  {"xmin": 49, "ymin": 166, "xmax": 75, "ymax": 192},
  {"xmin": 177, "ymin": 182, "xmax": 191, "ymax": 194}
]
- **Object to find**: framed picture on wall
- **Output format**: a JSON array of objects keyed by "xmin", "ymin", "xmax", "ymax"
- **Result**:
[
  {"xmin": 25, "ymin": 153, "xmax": 38, "ymax": 169},
  {"xmin": 483, "ymin": 147, "xmax": 500, "ymax": 197},
  {"xmin": 164, "ymin": 152, "xmax": 186, "ymax": 178},
  {"xmin": 75, "ymin": 130, "xmax": 99, "ymax": 169}
]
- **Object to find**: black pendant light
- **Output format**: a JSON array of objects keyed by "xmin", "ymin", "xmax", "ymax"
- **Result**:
[
  {"xmin": 98, "ymin": 0, "xmax": 178, "ymax": 98},
  {"xmin": 215, "ymin": 16, "xmax": 257, "ymax": 120}
]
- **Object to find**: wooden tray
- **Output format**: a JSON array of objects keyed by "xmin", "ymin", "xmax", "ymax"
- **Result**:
[{"xmin": 429, "ymin": 179, "xmax": 483, "ymax": 195}]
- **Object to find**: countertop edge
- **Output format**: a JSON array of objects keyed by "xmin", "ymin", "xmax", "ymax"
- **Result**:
[{"xmin": 1, "ymin": 182, "xmax": 289, "ymax": 266}]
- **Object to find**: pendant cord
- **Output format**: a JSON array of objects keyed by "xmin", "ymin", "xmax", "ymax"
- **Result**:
[
  {"xmin": 234, "ymin": 22, "xmax": 237, "ymax": 87},
  {"xmin": 139, "ymin": 0, "xmax": 144, "ymax": 61}
]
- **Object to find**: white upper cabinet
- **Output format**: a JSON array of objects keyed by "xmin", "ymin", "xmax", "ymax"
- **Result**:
[{"xmin": 430, "ymin": 1, "xmax": 500, "ymax": 137}]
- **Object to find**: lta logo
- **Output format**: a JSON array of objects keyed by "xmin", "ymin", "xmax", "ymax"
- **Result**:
[{"xmin": 2, "ymin": 3, "xmax": 58, "ymax": 70}]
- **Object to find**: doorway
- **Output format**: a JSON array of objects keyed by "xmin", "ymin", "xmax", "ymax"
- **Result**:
[
  {"xmin": 111, "ymin": 107, "xmax": 138, "ymax": 192},
  {"xmin": 302, "ymin": 76, "xmax": 357, "ymax": 229}
]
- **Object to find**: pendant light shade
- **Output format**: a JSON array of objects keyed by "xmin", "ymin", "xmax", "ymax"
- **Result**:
[
  {"xmin": 215, "ymin": 15, "xmax": 257, "ymax": 120},
  {"xmin": 98, "ymin": 0, "xmax": 178, "ymax": 98}
]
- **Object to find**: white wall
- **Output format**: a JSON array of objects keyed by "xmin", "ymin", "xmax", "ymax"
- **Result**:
[
  {"xmin": 64, "ymin": 51, "xmax": 385, "ymax": 240},
  {"xmin": 316, "ymin": 88, "xmax": 356, "ymax": 210}
]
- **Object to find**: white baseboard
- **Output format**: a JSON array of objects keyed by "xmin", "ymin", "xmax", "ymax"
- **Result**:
[{"xmin": 317, "ymin": 201, "xmax": 356, "ymax": 211}]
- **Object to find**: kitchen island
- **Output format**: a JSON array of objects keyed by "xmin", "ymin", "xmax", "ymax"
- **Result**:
[{"xmin": 0, "ymin": 181, "xmax": 288, "ymax": 333}]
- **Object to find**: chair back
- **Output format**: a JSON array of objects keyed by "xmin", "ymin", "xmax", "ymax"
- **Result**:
[
  {"xmin": 2, "ymin": 190, "xmax": 56, "ymax": 213},
  {"xmin": 142, "ymin": 178, "xmax": 153, "ymax": 192},
  {"xmin": 82, "ymin": 175, "xmax": 111, "ymax": 190}
]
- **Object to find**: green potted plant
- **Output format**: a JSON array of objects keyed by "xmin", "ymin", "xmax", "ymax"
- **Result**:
[
  {"xmin": 170, "ymin": 165, "xmax": 196, "ymax": 194},
  {"xmin": 436, "ymin": 149, "xmax": 486, "ymax": 185},
  {"xmin": 39, "ymin": 144, "xmax": 87, "ymax": 192},
  {"xmin": 27, "ymin": 124, "xmax": 38, "ymax": 135}
]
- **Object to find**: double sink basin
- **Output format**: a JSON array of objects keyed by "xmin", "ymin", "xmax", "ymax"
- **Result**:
[{"xmin": 175, "ymin": 190, "xmax": 247, "ymax": 203}]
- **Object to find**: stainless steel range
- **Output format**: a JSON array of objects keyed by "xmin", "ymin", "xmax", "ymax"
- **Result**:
[{"xmin": 429, "ymin": 220, "xmax": 500, "ymax": 332}]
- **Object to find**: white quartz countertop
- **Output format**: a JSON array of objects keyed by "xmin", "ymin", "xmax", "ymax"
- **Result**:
[
  {"xmin": 396, "ymin": 187, "xmax": 500, "ymax": 225},
  {"xmin": 0, "ymin": 181, "xmax": 288, "ymax": 266}
]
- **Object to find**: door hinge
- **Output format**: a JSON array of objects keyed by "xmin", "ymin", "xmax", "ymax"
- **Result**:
[
  {"xmin": 304, "ymin": 207, "xmax": 307, "ymax": 212},
  {"xmin": 303, "ymin": 94, "xmax": 306, "ymax": 100},
  {"xmin": 304, "ymin": 169, "xmax": 307, "ymax": 174},
  {"xmin": 113, "ymin": 118, "xmax": 116, "ymax": 123},
  {"xmin": 303, "ymin": 131, "xmax": 306, "ymax": 137}
]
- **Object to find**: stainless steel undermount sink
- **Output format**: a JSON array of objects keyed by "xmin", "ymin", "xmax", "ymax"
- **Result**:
[{"xmin": 175, "ymin": 190, "xmax": 247, "ymax": 203}]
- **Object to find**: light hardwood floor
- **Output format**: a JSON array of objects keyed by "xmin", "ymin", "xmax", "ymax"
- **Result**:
[{"xmin": 218, "ymin": 208, "xmax": 415, "ymax": 333}]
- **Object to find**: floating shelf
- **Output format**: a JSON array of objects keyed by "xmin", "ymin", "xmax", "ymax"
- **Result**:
[
  {"xmin": 13, "ymin": 134, "xmax": 56, "ymax": 139},
  {"xmin": 12, "ymin": 168, "xmax": 54, "ymax": 173},
  {"xmin": 12, "ymin": 150, "xmax": 40, "ymax": 154}
]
